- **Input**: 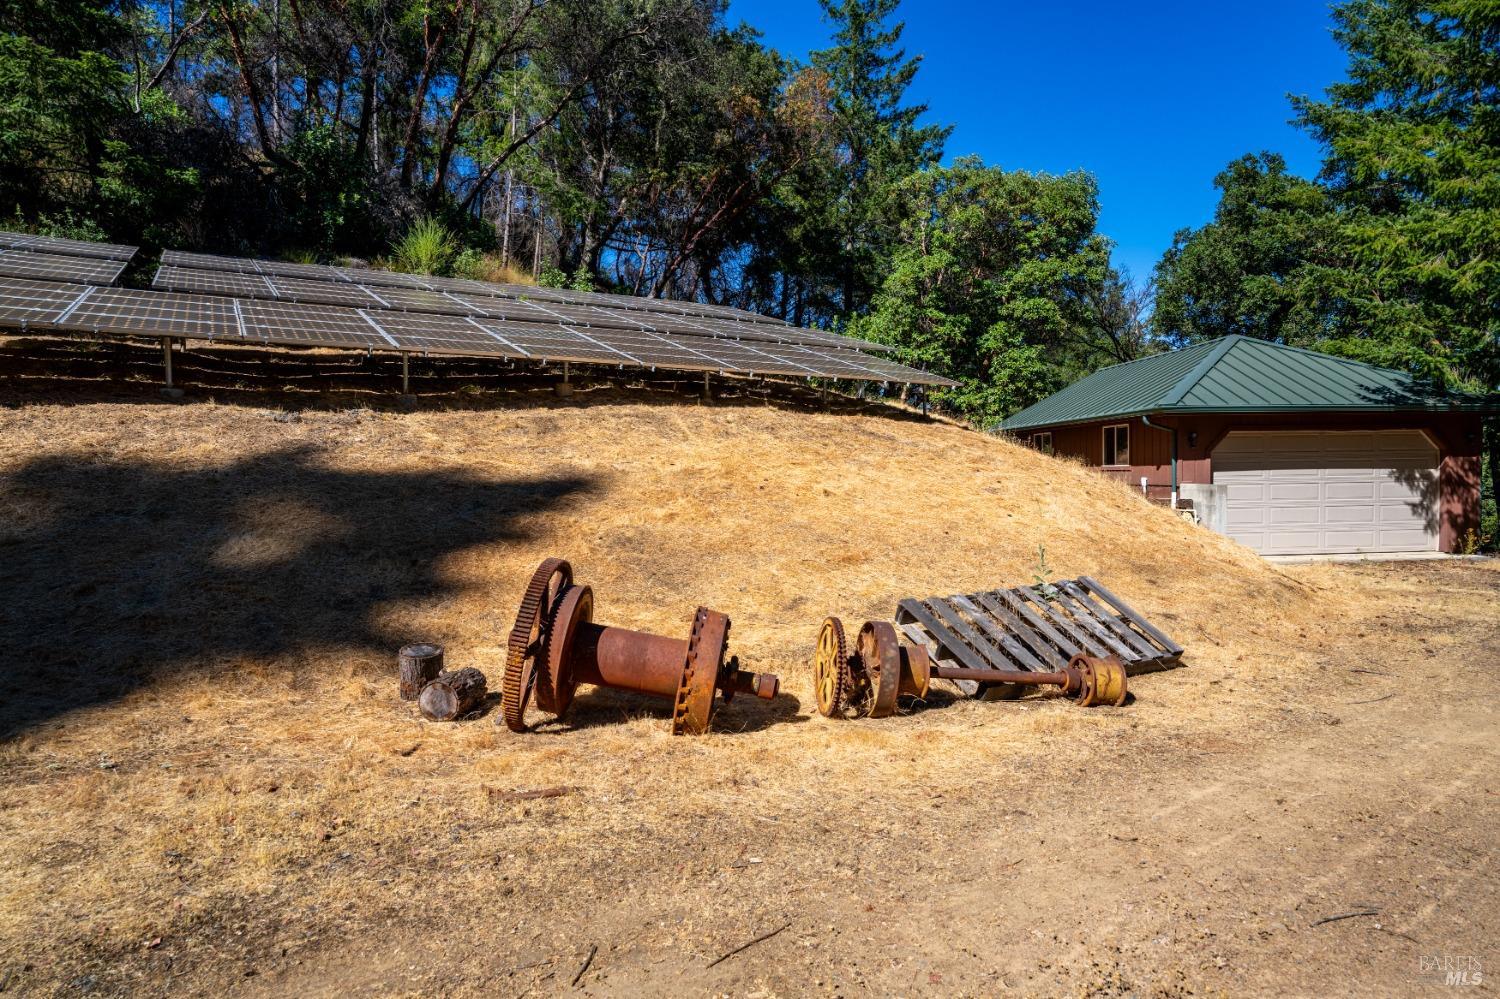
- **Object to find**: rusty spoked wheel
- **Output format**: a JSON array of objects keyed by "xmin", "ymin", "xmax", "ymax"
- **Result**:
[
  {"xmin": 1069, "ymin": 653, "xmax": 1128, "ymax": 707},
  {"xmin": 813, "ymin": 617, "xmax": 853, "ymax": 719},
  {"xmin": 500, "ymin": 557, "xmax": 572, "ymax": 732},
  {"xmin": 857, "ymin": 620, "xmax": 903, "ymax": 719},
  {"xmin": 671, "ymin": 608, "xmax": 732, "ymax": 736}
]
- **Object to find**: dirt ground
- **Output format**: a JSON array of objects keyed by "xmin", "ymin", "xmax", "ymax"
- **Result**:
[{"xmin": 1, "ymin": 337, "xmax": 1497, "ymax": 997}]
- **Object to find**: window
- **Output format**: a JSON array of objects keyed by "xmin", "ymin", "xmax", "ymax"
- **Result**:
[
  {"xmin": 1102, "ymin": 424, "xmax": 1130, "ymax": 466},
  {"xmin": 1033, "ymin": 432, "xmax": 1054, "ymax": 455}
]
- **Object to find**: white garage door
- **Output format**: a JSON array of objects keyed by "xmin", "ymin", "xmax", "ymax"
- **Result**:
[{"xmin": 1213, "ymin": 430, "xmax": 1439, "ymax": 555}]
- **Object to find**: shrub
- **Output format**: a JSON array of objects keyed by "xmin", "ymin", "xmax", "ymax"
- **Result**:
[{"xmin": 392, "ymin": 218, "xmax": 459, "ymax": 276}]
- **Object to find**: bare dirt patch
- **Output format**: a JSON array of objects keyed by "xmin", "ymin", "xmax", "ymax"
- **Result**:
[{"xmin": 1, "ymin": 343, "xmax": 1496, "ymax": 996}]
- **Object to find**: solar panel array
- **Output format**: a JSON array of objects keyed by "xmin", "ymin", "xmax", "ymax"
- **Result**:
[
  {"xmin": 0, "ymin": 248, "xmax": 128, "ymax": 286},
  {"xmin": 0, "ymin": 276, "xmax": 956, "ymax": 385},
  {"xmin": 156, "ymin": 249, "xmax": 893, "ymax": 354},
  {"xmin": 153, "ymin": 263, "xmax": 885, "ymax": 356},
  {"xmin": 0, "ymin": 231, "xmax": 138, "ymax": 261}
]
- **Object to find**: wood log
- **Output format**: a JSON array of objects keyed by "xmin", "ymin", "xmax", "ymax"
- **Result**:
[
  {"xmin": 398, "ymin": 643, "xmax": 444, "ymax": 700},
  {"xmin": 419, "ymin": 667, "xmax": 488, "ymax": 721}
]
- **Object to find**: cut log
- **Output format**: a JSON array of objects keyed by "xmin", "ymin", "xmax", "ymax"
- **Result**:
[
  {"xmin": 419, "ymin": 667, "xmax": 488, "ymax": 721},
  {"xmin": 398, "ymin": 643, "xmax": 444, "ymax": 701}
]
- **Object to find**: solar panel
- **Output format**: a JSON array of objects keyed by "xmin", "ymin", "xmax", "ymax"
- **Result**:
[
  {"xmin": 155, "ymin": 265, "xmax": 275, "ymax": 298},
  {"xmin": 233, "ymin": 300, "xmax": 393, "ymax": 349},
  {"xmin": 0, "ymin": 230, "xmax": 137, "ymax": 262},
  {"xmin": 265, "ymin": 274, "xmax": 384, "ymax": 308},
  {"xmin": 0, "ymin": 249, "xmax": 127, "ymax": 286},
  {"xmin": 465, "ymin": 319, "xmax": 646, "ymax": 366},
  {"xmin": 366, "ymin": 311, "xmax": 513, "ymax": 356},
  {"xmin": 0, "ymin": 277, "xmax": 94, "ymax": 327},
  {"xmin": 160, "ymin": 249, "xmax": 264, "ymax": 274},
  {"xmin": 59, "ymin": 287, "xmax": 238, "ymax": 339}
]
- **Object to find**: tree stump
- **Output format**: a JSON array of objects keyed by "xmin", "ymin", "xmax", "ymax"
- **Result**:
[
  {"xmin": 419, "ymin": 668, "xmax": 488, "ymax": 721},
  {"xmin": 398, "ymin": 643, "xmax": 444, "ymax": 701}
]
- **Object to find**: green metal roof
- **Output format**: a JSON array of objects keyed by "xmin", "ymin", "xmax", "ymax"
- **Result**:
[{"xmin": 1001, "ymin": 335, "xmax": 1495, "ymax": 432}]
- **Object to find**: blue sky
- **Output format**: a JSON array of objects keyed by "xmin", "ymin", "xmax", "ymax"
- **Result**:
[{"xmin": 727, "ymin": 0, "xmax": 1349, "ymax": 282}]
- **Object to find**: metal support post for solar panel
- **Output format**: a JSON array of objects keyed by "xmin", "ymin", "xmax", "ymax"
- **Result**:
[
  {"xmin": 401, "ymin": 352, "xmax": 410, "ymax": 393},
  {"xmin": 702, "ymin": 371, "xmax": 712, "ymax": 400},
  {"xmin": 160, "ymin": 338, "xmax": 183, "ymax": 398},
  {"xmin": 555, "ymin": 361, "xmax": 573, "ymax": 397}
]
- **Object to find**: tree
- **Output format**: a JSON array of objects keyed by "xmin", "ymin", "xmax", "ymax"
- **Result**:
[
  {"xmin": 1076, "ymin": 268, "xmax": 1159, "ymax": 367},
  {"xmin": 1155, "ymin": 2, "xmax": 1498, "ymax": 534},
  {"xmin": 1151, "ymin": 153, "xmax": 1340, "ymax": 349},
  {"xmin": 810, "ymin": 0, "xmax": 948, "ymax": 315},
  {"xmin": 847, "ymin": 157, "xmax": 1109, "ymax": 424},
  {"xmin": 1291, "ymin": 0, "xmax": 1498, "ymax": 390}
]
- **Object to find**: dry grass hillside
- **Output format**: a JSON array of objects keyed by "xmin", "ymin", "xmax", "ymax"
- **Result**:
[{"xmin": 2, "ymin": 338, "xmax": 1496, "ymax": 997}]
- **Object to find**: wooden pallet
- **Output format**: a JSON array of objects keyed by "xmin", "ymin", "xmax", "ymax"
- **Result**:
[{"xmin": 895, "ymin": 576, "xmax": 1184, "ymax": 696}]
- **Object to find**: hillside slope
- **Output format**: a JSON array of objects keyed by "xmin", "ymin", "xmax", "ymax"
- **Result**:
[{"xmin": 8, "ymin": 379, "xmax": 1488, "ymax": 996}]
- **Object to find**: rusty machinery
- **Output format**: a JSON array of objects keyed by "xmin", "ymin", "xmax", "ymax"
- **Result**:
[
  {"xmin": 812, "ymin": 617, "xmax": 1128, "ymax": 719},
  {"xmin": 500, "ymin": 558, "xmax": 780, "ymax": 735}
]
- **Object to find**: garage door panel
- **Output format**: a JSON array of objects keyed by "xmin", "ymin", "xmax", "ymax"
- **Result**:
[
  {"xmin": 1268, "ymin": 481, "xmax": 1320, "ymax": 501},
  {"xmin": 1323, "ymin": 529, "xmax": 1379, "ymax": 549},
  {"xmin": 1325, "ymin": 505, "xmax": 1376, "ymax": 523},
  {"xmin": 1326, "ymin": 481, "xmax": 1376, "ymax": 500},
  {"xmin": 1269, "ymin": 505, "xmax": 1322, "ymax": 525},
  {"xmin": 1378, "ymin": 474, "xmax": 1434, "ymax": 499},
  {"xmin": 1213, "ymin": 430, "xmax": 1438, "ymax": 555},
  {"xmin": 1224, "ymin": 482, "xmax": 1268, "ymax": 503}
]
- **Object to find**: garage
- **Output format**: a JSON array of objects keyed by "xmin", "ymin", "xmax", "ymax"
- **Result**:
[
  {"xmin": 1213, "ymin": 430, "xmax": 1439, "ymax": 555},
  {"xmin": 1001, "ymin": 336, "xmax": 1490, "ymax": 556}
]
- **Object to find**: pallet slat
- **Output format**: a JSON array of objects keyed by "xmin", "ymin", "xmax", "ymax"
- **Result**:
[
  {"xmin": 983, "ymin": 590, "xmax": 1079, "ymax": 666},
  {"xmin": 1057, "ymin": 581, "xmax": 1161, "ymax": 661},
  {"xmin": 950, "ymin": 595, "xmax": 1048, "ymax": 671},
  {"xmin": 954, "ymin": 594, "xmax": 1062, "ymax": 666},
  {"xmin": 1076, "ymin": 577, "xmax": 1184, "ymax": 655}
]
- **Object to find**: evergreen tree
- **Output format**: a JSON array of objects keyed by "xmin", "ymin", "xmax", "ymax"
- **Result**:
[{"xmin": 810, "ymin": 0, "xmax": 949, "ymax": 316}]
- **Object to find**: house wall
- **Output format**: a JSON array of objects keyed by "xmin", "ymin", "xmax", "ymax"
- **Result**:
[{"xmin": 1016, "ymin": 411, "xmax": 1485, "ymax": 551}]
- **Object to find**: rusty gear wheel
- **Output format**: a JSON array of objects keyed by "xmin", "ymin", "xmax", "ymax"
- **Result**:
[
  {"xmin": 500, "ymin": 557, "xmax": 571, "ymax": 732},
  {"xmin": 813, "ymin": 617, "xmax": 852, "ymax": 718},
  {"xmin": 858, "ymin": 620, "xmax": 903, "ymax": 719},
  {"xmin": 671, "ymin": 608, "xmax": 730, "ymax": 736},
  {"xmin": 537, "ymin": 583, "xmax": 593, "ymax": 717}
]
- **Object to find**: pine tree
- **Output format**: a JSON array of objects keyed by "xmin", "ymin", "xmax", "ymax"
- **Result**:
[{"xmin": 811, "ymin": 0, "xmax": 949, "ymax": 316}]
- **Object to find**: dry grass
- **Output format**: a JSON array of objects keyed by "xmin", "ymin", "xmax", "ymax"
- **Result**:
[
  {"xmin": 1, "ymin": 345, "xmax": 1495, "ymax": 995},
  {"xmin": 455, "ymin": 252, "xmax": 537, "ymax": 286}
]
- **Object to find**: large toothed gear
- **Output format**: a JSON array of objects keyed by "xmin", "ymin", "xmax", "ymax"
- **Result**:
[
  {"xmin": 813, "ymin": 617, "xmax": 852, "ymax": 719},
  {"xmin": 671, "ymin": 608, "xmax": 732, "ymax": 736},
  {"xmin": 500, "ymin": 558, "xmax": 571, "ymax": 732}
]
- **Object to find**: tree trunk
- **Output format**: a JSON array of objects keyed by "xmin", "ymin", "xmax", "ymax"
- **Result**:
[
  {"xmin": 419, "ymin": 667, "xmax": 487, "ymax": 721},
  {"xmin": 398, "ymin": 643, "xmax": 445, "ymax": 700}
]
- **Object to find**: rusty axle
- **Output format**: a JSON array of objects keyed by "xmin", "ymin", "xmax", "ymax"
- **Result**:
[
  {"xmin": 500, "ymin": 558, "xmax": 779, "ymax": 735},
  {"xmin": 812, "ymin": 616, "xmax": 1128, "ymax": 719}
]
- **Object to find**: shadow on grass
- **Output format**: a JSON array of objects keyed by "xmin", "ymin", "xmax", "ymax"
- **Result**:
[{"xmin": 0, "ymin": 446, "xmax": 593, "ymax": 739}]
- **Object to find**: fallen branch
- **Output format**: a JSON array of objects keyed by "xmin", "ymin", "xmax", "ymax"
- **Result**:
[
  {"xmin": 1312, "ymin": 909, "xmax": 1379, "ymax": 927},
  {"xmin": 1347, "ymin": 668, "xmax": 1392, "ymax": 676},
  {"xmin": 570, "ymin": 944, "xmax": 596, "ymax": 987},
  {"xmin": 707, "ymin": 922, "xmax": 791, "ymax": 968},
  {"xmin": 1346, "ymin": 693, "xmax": 1395, "ymax": 705}
]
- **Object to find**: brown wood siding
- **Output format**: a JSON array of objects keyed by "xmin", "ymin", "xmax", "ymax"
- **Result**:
[{"xmin": 1015, "ymin": 411, "xmax": 1484, "ymax": 551}]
